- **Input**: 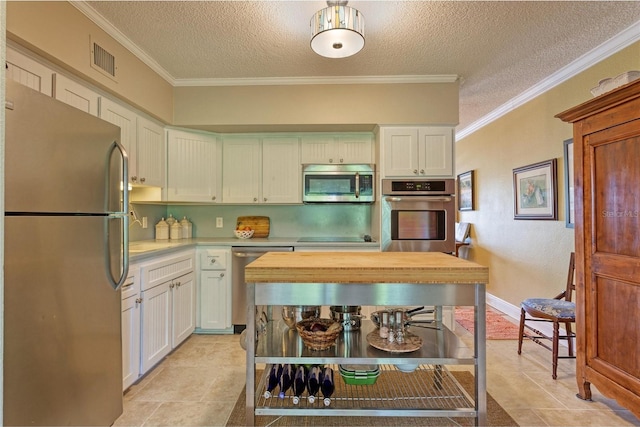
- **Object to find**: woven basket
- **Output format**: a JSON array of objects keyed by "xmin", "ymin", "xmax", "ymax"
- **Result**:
[{"xmin": 295, "ymin": 318, "xmax": 342, "ymax": 351}]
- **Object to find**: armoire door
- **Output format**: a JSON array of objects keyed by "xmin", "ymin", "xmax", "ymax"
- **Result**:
[{"xmin": 580, "ymin": 113, "xmax": 640, "ymax": 410}]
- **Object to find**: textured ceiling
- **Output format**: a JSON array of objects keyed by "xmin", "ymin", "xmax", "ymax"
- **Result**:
[{"xmin": 83, "ymin": 1, "xmax": 640, "ymax": 134}]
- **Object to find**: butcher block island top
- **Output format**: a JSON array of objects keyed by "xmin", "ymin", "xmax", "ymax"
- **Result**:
[{"xmin": 244, "ymin": 251, "xmax": 488, "ymax": 284}]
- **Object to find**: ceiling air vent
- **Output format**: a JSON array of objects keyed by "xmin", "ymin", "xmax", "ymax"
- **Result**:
[{"xmin": 90, "ymin": 38, "xmax": 117, "ymax": 81}]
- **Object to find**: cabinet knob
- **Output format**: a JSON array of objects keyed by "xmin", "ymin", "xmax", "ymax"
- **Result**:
[
  {"xmin": 340, "ymin": 158, "xmax": 344, "ymax": 163},
  {"xmin": 420, "ymin": 169, "xmax": 425, "ymax": 174},
  {"xmin": 329, "ymin": 159, "xmax": 333, "ymax": 163},
  {"xmin": 131, "ymin": 176, "xmax": 138, "ymax": 182},
  {"xmin": 135, "ymin": 297, "xmax": 142, "ymax": 305},
  {"xmin": 413, "ymin": 169, "xmax": 418, "ymax": 174},
  {"xmin": 263, "ymin": 197, "xmax": 267, "ymax": 202},
  {"xmin": 140, "ymin": 177, "xmax": 146, "ymax": 183},
  {"xmin": 210, "ymin": 259, "xmax": 217, "ymax": 265},
  {"xmin": 175, "ymin": 281, "xmax": 181, "ymax": 287},
  {"xmin": 220, "ymin": 273, "xmax": 225, "ymax": 278},
  {"xmin": 212, "ymin": 196, "xmax": 216, "ymax": 201},
  {"xmin": 170, "ymin": 283, "xmax": 175, "ymax": 289},
  {"xmin": 253, "ymin": 197, "xmax": 258, "ymax": 202}
]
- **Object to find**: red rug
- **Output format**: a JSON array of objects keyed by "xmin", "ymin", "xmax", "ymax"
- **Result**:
[{"xmin": 455, "ymin": 306, "xmax": 521, "ymax": 340}]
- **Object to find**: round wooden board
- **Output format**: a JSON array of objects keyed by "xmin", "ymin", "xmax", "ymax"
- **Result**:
[{"xmin": 366, "ymin": 331, "xmax": 423, "ymax": 353}]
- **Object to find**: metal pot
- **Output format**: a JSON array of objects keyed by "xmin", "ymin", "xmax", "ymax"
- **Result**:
[
  {"xmin": 281, "ymin": 305, "xmax": 320, "ymax": 329},
  {"xmin": 330, "ymin": 305, "xmax": 363, "ymax": 332}
]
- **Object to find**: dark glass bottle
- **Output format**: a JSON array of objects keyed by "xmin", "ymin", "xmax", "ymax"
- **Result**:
[
  {"xmin": 264, "ymin": 363, "xmax": 283, "ymax": 399},
  {"xmin": 306, "ymin": 365, "xmax": 322, "ymax": 404},
  {"xmin": 292, "ymin": 365, "xmax": 307, "ymax": 404},
  {"xmin": 320, "ymin": 366, "xmax": 335, "ymax": 406},
  {"xmin": 278, "ymin": 363, "xmax": 294, "ymax": 399}
]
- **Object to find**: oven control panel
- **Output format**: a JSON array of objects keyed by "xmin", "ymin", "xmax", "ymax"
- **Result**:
[{"xmin": 382, "ymin": 179, "xmax": 455, "ymax": 195}]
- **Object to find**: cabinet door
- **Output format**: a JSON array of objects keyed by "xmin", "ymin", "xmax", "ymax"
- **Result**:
[
  {"xmin": 140, "ymin": 282, "xmax": 172, "ymax": 374},
  {"xmin": 417, "ymin": 127, "xmax": 454, "ymax": 177},
  {"xmin": 53, "ymin": 74, "xmax": 100, "ymax": 116},
  {"xmin": 136, "ymin": 117, "xmax": 165, "ymax": 187},
  {"xmin": 167, "ymin": 130, "xmax": 222, "ymax": 202},
  {"xmin": 300, "ymin": 136, "xmax": 337, "ymax": 164},
  {"xmin": 100, "ymin": 98, "xmax": 138, "ymax": 183},
  {"xmin": 172, "ymin": 272, "xmax": 196, "ymax": 347},
  {"xmin": 382, "ymin": 128, "xmax": 420, "ymax": 177},
  {"xmin": 222, "ymin": 137, "xmax": 261, "ymax": 203},
  {"xmin": 6, "ymin": 46, "xmax": 54, "ymax": 96},
  {"xmin": 200, "ymin": 270, "xmax": 231, "ymax": 330},
  {"xmin": 262, "ymin": 137, "xmax": 301, "ymax": 203},
  {"xmin": 338, "ymin": 135, "xmax": 373, "ymax": 164},
  {"xmin": 121, "ymin": 296, "xmax": 140, "ymax": 390}
]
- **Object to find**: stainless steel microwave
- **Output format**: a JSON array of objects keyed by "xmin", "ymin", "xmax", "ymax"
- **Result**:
[{"xmin": 302, "ymin": 164, "xmax": 375, "ymax": 203}]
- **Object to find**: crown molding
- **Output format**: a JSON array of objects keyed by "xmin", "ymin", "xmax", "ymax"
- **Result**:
[
  {"xmin": 174, "ymin": 74, "xmax": 459, "ymax": 87},
  {"xmin": 456, "ymin": 20, "xmax": 640, "ymax": 140}
]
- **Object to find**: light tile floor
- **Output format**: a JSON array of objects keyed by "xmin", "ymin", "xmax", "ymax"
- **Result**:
[{"xmin": 115, "ymin": 313, "xmax": 640, "ymax": 427}]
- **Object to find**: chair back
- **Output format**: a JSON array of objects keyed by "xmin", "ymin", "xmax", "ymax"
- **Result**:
[{"xmin": 564, "ymin": 252, "xmax": 576, "ymax": 302}]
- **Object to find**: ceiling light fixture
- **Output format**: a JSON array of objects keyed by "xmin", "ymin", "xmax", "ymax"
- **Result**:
[{"xmin": 310, "ymin": 1, "xmax": 365, "ymax": 59}]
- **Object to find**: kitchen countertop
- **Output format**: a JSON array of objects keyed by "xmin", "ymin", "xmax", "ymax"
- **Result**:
[
  {"xmin": 129, "ymin": 237, "xmax": 380, "ymax": 261},
  {"xmin": 244, "ymin": 251, "xmax": 488, "ymax": 284}
]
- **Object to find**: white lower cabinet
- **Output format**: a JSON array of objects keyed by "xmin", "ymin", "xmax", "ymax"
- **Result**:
[
  {"xmin": 121, "ymin": 264, "xmax": 141, "ymax": 391},
  {"xmin": 139, "ymin": 250, "xmax": 196, "ymax": 375},
  {"xmin": 197, "ymin": 248, "xmax": 232, "ymax": 332}
]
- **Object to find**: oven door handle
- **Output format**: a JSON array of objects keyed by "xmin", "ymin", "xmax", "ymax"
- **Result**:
[{"xmin": 384, "ymin": 196, "xmax": 453, "ymax": 202}]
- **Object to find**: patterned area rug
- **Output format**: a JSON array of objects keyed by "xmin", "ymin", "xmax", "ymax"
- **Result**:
[{"xmin": 455, "ymin": 306, "xmax": 521, "ymax": 340}]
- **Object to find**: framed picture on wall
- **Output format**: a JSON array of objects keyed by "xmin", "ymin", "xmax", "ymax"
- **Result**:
[
  {"xmin": 457, "ymin": 170, "xmax": 474, "ymax": 211},
  {"xmin": 563, "ymin": 138, "xmax": 575, "ymax": 228},
  {"xmin": 513, "ymin": 159, "xmax": 557, "ymax": 220}
]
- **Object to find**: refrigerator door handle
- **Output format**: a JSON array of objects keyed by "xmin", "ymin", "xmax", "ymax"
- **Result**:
[{"xmin": 106, "ymin": 141, "xmax": 129, "ymax": 290}]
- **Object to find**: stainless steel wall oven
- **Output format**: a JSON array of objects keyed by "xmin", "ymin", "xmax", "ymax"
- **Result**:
[{"xmin": 381, "ymin": 179, "xmax": 456, "ymax": 253}]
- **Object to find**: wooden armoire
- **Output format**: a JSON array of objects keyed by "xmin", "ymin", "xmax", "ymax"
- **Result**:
[{"xmin": 556, "ymin": 78, "xmax": 640, "ymax": 417}]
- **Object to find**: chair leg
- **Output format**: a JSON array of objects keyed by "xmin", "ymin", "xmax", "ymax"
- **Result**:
[
  {"xmin": 552, "ymin": 321, "xmax": 560, "ymax": 380},
  {"xmin": 517, "ymin": 308, "xmax": 526, "ymax": 354},
  {"xmin": 565, "ymin": 321, "xmax": 574, "ymax": 357}
]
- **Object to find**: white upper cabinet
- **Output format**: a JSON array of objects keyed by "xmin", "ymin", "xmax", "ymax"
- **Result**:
[
  {"xmin": 100, "ymin": 98, "xmax": 138, "ymax": 182},
  {"xmin": 301, "ymin": 134, "xmax": 372, "ymax": 164},
  {"xmin": 53, "ymin": 74, "xmax": 100, "ymax": 116},
  {"xmin": 381, "ymin": 126, "xmax": 454, "ymax": 178},
  {"xmin": 136, "ymin": 117, "xmax": 165, "ymax": 188},
  {"xmin": 222, "ymin": 136, "xmax": 301, "ymax": 204},
  {"xmin": 6, "ymin": 46, "xmax": 54, "ymax": 96},
  {"xmin": 222, "ymin": 137, "xmax": 262, "ymax": 203},
  {"xmin": 99, "ymin": 99, "xmax": 165, "ymax": 188},
  {"xmin": 167, "ymin": 129, "xmax": 222, "ymax": 202},
  {"xmin": 262, "ymin": 137, "xmax": 301, "ymax": 203}
]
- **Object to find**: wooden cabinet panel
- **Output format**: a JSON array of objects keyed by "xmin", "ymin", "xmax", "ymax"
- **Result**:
[
  {"xmin": 136, "ymin": 117, "xmax": 165, "ymax": 187},
  {"xmin": 167, "ymin": 130, "xmax": 221, "ymax": 202},
  {"xmin": 6, "ymin": 46, "xmax": 54, "ymax": 96},
  {"xmin": 53, "ymin": 74, "xmax": 100, "ymax": 116},
  {"xmin": 262, "ymin": 137, "xmax": 300, "ymax": 203},
  {"xmin": 557, "ymin": 79, "xmax": 640, "ymax": 418}
]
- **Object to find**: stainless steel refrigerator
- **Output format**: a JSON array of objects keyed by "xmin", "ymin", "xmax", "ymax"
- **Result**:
[{"xmin": 4, "ymin": 80, "xmax": 129, "ymax": 425}]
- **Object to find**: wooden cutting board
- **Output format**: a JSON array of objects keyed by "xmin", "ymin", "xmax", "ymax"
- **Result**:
[{"xmin": 236, "ymin": 216, "xmax": 270, "ymax": 238}]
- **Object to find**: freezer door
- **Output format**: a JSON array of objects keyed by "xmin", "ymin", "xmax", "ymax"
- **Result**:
[
  {"xmin": 4, "ymin": 216, "xmax": 123, "ymax": 426},
  {"xmin": 5, "ymin": 80, "xmax": 126, "ymax": 214}
]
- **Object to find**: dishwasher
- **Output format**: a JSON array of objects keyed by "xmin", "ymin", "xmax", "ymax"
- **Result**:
[{"xmin": 231, "ymin": 246, "xmax": 293, "ymax": 332}]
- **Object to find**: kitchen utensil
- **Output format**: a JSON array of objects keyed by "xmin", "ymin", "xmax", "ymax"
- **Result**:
[
  {"xmin": 295, "ymin": 318, "xmax": 342, "ymax": 351},
  {"xmin": 329, "ymin": 305, "xmax": 363, "ymax": 332},
  {"xmin": 370, "ymin": 308, "xmax": 433, "ymax": 328},
  {"xmin": 236, "ymin": 216, "xmax": 270, "ymax": 237},
  {"xmin": 281, "ymin": 305, "xmax": 321, "ymax": 329},
  {"xmin": 234, "ymin": 229, "xmax": 254, "ymax": 239}
]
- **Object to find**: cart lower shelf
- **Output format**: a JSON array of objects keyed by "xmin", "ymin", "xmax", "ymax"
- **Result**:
[{"xmin": 255, "ymin": 364, "xmax": 477, "ymax": 419}]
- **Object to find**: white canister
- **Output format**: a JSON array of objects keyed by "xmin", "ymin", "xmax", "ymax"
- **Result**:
[
  {"xmin": 166, "ymin": 214, "xmax": 177, "ymax": 227},
  {"xmin": 170, "ymin": 221, "xmax": 182, "ymax": 240},
  {"xmin": 155, "ymin": 218, "xmax": 169, "ymax": 240},
  {"xmin": 180, "ymin": 216, "xmax": 192, "ymax": 239}
]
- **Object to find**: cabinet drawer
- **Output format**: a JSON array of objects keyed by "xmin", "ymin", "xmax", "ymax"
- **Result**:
[
  {"xmin": 141, "ymin": 251, "xmax": 195, "ymax": 291},
  {"xmin": 199, "ymin": 249, "xmax": 228, "ymax": 270},
  {"xmin": 121, "ymin": 265, "xmax": 140, "ymax": 300}
]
